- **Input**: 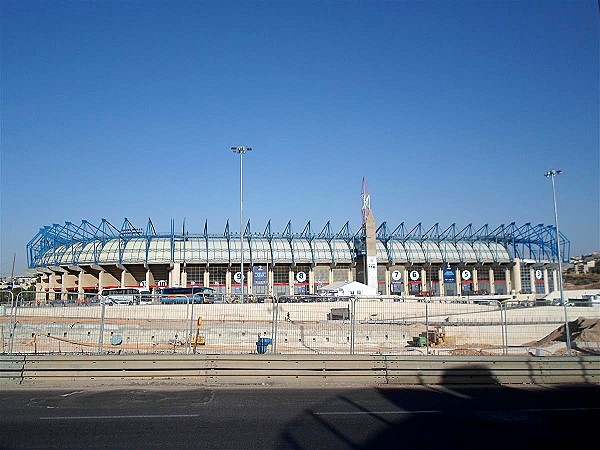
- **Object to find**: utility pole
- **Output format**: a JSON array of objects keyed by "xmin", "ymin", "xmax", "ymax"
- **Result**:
[{"xmin": 544, "ymin": 169, "xmax": 571, "ymax": 356}]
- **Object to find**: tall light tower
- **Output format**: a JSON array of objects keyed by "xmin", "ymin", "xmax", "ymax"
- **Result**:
[
  {"xmin": 232, "ymin": 146, "xmax": 252, "ymax": 300},
  {"xmin": 544, "ymin": 169, "xmax": 571, "ymax": 355}
]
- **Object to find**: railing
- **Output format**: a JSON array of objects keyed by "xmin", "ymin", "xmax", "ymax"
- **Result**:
[
  {"xmin": 1, "ymin": 291, "xmax": 598, "ymax": 356},
  {"xmin": 2, "ymin": 354, "xmax": 598, "ymax": 386}
]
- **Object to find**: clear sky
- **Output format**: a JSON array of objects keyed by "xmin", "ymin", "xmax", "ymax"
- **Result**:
[{"xmin": 1, "ymin": 0, "xmax": 598, "ymax": 276}]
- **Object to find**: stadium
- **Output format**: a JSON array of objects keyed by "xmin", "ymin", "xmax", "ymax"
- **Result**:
[{"xmin": 26, "ymin": 206, "xmax": 569, "ymax": 299}]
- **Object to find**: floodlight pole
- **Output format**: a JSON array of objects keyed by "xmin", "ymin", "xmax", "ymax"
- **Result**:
[
  {"xmin": 545, "ymin": 169, "xmax": 571, "ymax": 355},
  {"xmin": 232, "ymin": 146, "xmax": 252, "ymax": 301}
]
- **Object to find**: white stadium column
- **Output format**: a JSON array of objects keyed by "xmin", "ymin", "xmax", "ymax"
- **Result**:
[
  {"xmin": 455, "ymin": 267, "xmax": 461, "ymax": 296},
  {"xmin": 385, "ymin": 269, "xmax": 391, "ymax": 296},
  {"xmin": 181, "ymin": 270, "xmax": 188, "ymax": 287},
  {"xmin": 226, "ymin": 270, "xmax": 232, "ymax": 294},
  {"xmin": 78, "ymin": 271, "xmax": 85, "ymax": 301},
  {"xmin": 171, "ymin": 263, "xmax": 181, "ymax": 287},
  {"xmin": 146, "ymin": 269, "xmax": 152, "ymax": 290},
  {"xmin": 61, "ymin": 272, "xmax": 68, "ymax": 300},
  {"xmin": 98, "ymin": 271, "xmax": 105, "ymax": 292},
  {"xmin": 512, "ymin": 259, "xmax": 521, "ymax": 294}
]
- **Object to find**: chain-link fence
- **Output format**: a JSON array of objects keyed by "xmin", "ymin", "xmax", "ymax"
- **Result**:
[
  {"xmin": 6, "ymin": 291, "xmax": 103, "ymax": 354},
  {"xmin": 2, "ymin": 291, "xmax": 598, "ymax": 356},
  {"xmin": 502, "ymin": 299, "xmax": 600, "ymax": 356},
  {"xmin": 352, "ymin": 298, "xmax": 427, "ymax": 355},
  {"xmin": 0, "ymin": 290, "xmax": 15, "ymax": 353},
  {"xmin": 425, "ymin": 299, "xmax": 505, "ymax": 356}
]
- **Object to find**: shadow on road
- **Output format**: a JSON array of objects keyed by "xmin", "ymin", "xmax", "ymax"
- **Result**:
[{"xmin": 276, "ymin": 366, "xmax": 599, "ymax": 450}]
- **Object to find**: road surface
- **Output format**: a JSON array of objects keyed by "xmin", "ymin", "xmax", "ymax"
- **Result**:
[{"xmin": 1, "ymin": 383, "xmax": 598, "ymax": 449}]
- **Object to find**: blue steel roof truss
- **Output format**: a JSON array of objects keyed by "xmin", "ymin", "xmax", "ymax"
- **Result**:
[
  {"xmin": 27, "ymin": 218, "xmax": 570, "ymax": 268},
  {"xmin": 424, "ymin": 223, "xmax": 440, "ymax": 242},
  {"xmin": 440, "ymin": 224, "xmax": 457, "ymax": 243},
  {"xmin": 405, "ymin": 223, "xmax": 423, "ymax": 242},
  {"xmin": 375, "ymin": 221, "xmax": 391, "ymax": 242}
]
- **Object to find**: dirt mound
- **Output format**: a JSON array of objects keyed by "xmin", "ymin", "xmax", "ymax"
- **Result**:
[
  {"xmin": 564, "ymin": 273, "xmax": 600, "ymax": 290},
  {"xmin": 449, "ymin": 349, "xmax": 494, "ymax": 356},
  {"xmin": 535, "ymin": 317, "xmax": 600, "ymax": 346},
  {"xmin": 564, "ymin": 282, "xmax": 600, "ymax": 290}
]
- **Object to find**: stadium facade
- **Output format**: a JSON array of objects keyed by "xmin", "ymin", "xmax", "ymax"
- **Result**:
[{"xmin": 27, "ymin": 212, "xmax": 569, "ymax": 298}]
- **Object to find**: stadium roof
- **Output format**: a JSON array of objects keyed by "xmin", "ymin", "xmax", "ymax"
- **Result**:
[{"xmin": 27, "ymin": 218, "xmax": 570, "ymax": 268}]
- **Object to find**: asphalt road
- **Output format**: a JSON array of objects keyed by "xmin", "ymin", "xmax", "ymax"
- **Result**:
[{"xmin": 1, "ymin": 383, "xmax": 598, "ymax": 449}]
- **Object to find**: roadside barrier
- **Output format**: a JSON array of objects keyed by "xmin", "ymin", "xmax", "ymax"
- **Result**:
[{"xmin": 1, "ymin": 354, "xmax": 597, "ymax": 386}]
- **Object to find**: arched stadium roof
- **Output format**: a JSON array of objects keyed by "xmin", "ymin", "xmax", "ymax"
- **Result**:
[{"xmin": 27, "ymin": 218, "xmax": 570, "ymax": 269}]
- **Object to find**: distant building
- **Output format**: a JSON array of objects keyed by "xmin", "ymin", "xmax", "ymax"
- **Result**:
[
  {"xmin": 568, "ymin": 252, "xmax": 600, "ymax": 274},
  {"xmin": 0, "ymin": 276, "xmax": 36, "ymax": 290},
  {"xmin": 25, "ymin": 182, "xmax": 571, "ymax": 299}
]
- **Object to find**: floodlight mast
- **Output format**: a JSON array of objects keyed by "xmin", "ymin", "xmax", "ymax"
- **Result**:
[
  {"xmin": 232, "ymin": 146, "xmax": 252, "ymax": 300},
  {"xmin": 544, "ymin": 169, "xmax": 571, "ymax": 355}
]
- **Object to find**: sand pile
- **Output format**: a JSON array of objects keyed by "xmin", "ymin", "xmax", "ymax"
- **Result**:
[{"xmin": 535, "ymin": 317, "xmax": 600, "ymax": 348}]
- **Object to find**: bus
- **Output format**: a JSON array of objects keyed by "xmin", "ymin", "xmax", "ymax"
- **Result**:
[
  {"xmin": 159, "ymin": 286, "xmax": 216, "ymax": 304},
  {"xmin": 100, "ymin": 287, "xmax": 153, "ymax": 305}
]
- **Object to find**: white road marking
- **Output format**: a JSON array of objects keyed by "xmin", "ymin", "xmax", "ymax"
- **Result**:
[
  {"xmin": 314, "ymin": 407, "xmax": 600, "ymax": 416},
  {"xmin": 39, "ymin": 414, "xmax": 201, "ymax": 420},
  {"xmin": 519, "ymin": 407, "xmax": 600, "ymax": 413},
  {"xmin": 60, "ymin": 391, "xmax": 84, "ymax": 397},
  {"xmin": 314, "ymin": 410, "xmax": 441, "ymax": 416},
  {"xmin": 38, "ymin": 407, "xmax": 600, "ymax": 421},
  {"xmin": 427, "ymin": 385, "xmax": 473, "ymax": 400}
]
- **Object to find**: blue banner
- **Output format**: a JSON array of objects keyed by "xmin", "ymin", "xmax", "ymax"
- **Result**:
[
  {"xmin": 443, "ymin": 263, "xmax": 456, "ymax": 284},
  {"xmin": 390, "ymin": 282, "xmax": 403, "ymax": 293},
  {"xmin": 253, "ymin": 265, "xmax": 267, "ymax": 286}
]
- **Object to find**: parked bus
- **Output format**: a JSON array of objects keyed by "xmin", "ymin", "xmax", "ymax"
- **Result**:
[
  {"xmin": 159, "ymin": 286, "xmax": 216, "ymax": 304},
  {"xmin": 100, "ymin": 287, "xmax": 153, "ymax": 305}
]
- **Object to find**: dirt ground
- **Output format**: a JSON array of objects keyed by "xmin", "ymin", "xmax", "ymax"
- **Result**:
[{"xmin": 531, "ymin": 317, "xmax": 600, "ymax": 355}]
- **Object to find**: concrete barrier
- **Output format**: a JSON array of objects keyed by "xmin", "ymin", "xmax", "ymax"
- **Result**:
[{"xmin": 1, "ymin": 354, "xmax": 597, "ymax": 386}]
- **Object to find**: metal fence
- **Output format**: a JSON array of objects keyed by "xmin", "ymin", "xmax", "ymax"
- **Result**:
[{"xmin": 1, "ymin": 291, "xmax": 598, "ymax": 356}]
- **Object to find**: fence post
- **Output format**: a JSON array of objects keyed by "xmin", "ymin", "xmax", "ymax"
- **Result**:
[
  {"xmin": 7, "ymin": 291, "xmax": 17, "ymax": 354},
  {"xmin": 499, "ymin": 301, "xmax": 507, "ymax": 355},
  {"xmin": 350, "ymin": 297, "xmax": 356, "ymax": 355},
  {"xmin": 425, "ymin": 300, "xmax": 429, "ymax": 355},
  {"xmin": 272, "ymin": 296, "xmax": 279, "ymax": 353},
  {"xmin": 502, "ymin": 302, "xmax": 509, "ymax": 355},
  {"xmin": 562, "ymin": 302, "xmax": 573, "ymax": 356},
  {"xmin": 98, "ymin": 295, "xmax": 106, "ymax": 353},
  {"xmin": 187, "ymin": 297, "xmax": 195, "ymax": 354}
]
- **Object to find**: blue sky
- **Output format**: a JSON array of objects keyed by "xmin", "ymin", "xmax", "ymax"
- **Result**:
[{"xmin": 1, "ymin": 0, "xmax": 598, "ymax": 276}]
